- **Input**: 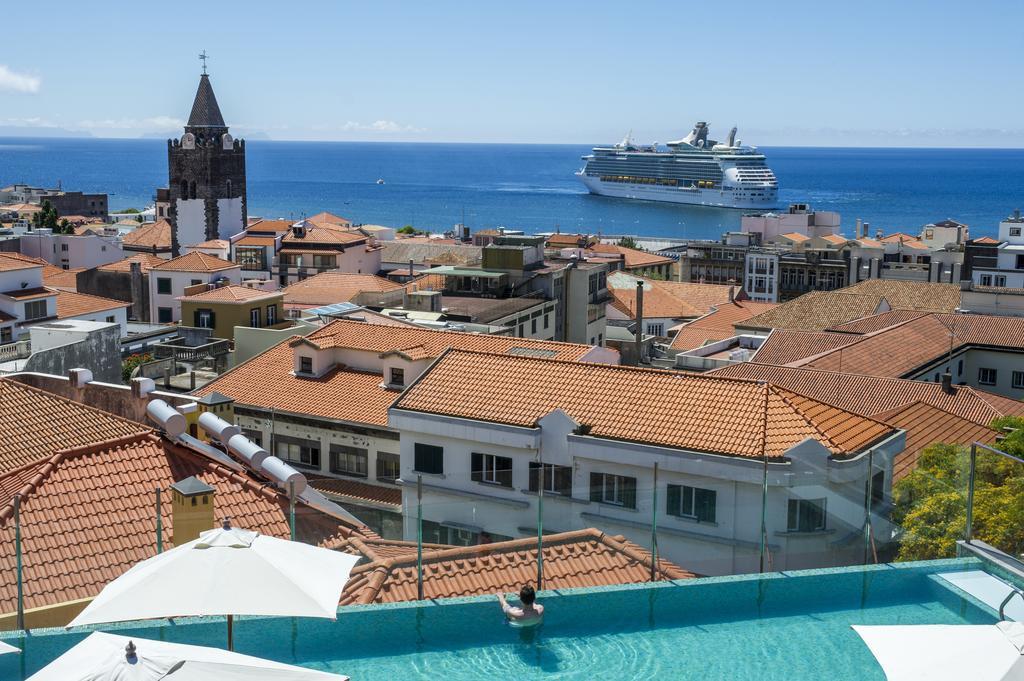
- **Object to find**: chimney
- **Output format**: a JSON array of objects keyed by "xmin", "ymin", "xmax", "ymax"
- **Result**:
[
  {"xmin": 940, "ymin": 372, "xmax": 954, "ymax": 395},
  {"xmin": 728, "ymin": 285, "xmax": 735, "ymax": 303},
  {"xmin": 634, "ymin": 280, "xmax": 644, "ymax": 365},
  {"xmin": 409, "ymin": 259, "xmax": 415, "ymax": 279},
  {"xmin": 170, "ymin": 476, "xmax": 216, "ymax": 545},
  {"xmin": 855, "ymin": 218, "xmax": 862, "ymax": 239}
]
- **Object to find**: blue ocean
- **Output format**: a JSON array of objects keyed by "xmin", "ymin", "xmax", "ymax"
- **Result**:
[{"xmin": 2, "ymin": 138, "xmax": 1022, "ymax": 240}]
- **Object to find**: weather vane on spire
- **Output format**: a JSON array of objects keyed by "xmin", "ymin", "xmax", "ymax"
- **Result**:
[{"xmin": 199, "ymin": 50, "xmax": 209, "ymax": 75}]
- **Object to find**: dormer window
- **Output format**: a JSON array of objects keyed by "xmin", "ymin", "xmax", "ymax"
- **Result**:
[
  {"xmin": 390, "ymin": 368, "xmax": 405, "ymax": 387},
  {"xmin": 299, "ymin": 356, "xmax": 313, "ymax": 374}
]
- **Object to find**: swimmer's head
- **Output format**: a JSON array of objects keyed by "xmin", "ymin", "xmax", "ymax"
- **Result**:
[{"xmin": 520, "ymin": 585, "xmax": 536, "ymax": 605}]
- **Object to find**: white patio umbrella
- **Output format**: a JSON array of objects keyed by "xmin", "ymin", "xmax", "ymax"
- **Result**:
[
  {"xmin": 0, "ymin": 640, "xmax": 19, "ymax": 655},
  {"xmin": 853, "ymin": 622, "xmax": 1024, "ymax": 680},
  {"xmin": 27, "ymin": 631, "xmax": 348, "ymax": 680},
  {"xmin": 68, "ymin": 523, "xmax": 360, "ymax": 649}
]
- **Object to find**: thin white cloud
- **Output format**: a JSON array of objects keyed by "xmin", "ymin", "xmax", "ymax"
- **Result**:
[
  {"xmin": 332, "ymin": 120, "xmax": 424, "ymax": 133},
  {"xmin": 0, "ymin": 65, "xmax": 40, "ymax": 93},
  {"xmin": 0, "ymin": 117, "xmax": 58, "ymax": 128}
]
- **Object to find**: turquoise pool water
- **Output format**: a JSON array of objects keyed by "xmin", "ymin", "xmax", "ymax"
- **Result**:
[{"xmin": 0, "ymin": 558, "xmax": 1004, "ymax": 680}]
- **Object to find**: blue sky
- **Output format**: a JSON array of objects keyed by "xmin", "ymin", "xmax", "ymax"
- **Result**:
[{"xmin": 2, "ymin": 0, "xmax": 1022, "ymax": 146}]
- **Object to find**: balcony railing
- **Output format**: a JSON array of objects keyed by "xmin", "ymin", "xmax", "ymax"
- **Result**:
[{"xmin": 0, "ymin": 340, "xmax": 31, "ymax": 362}]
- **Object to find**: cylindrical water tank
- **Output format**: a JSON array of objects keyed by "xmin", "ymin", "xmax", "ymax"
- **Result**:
[
  {"xmin": 259, "ymin": 456, "xmax": 307, "ymax": 495},
  {"xmin": 146, "ymin": 400, "xmax": 186, "ymax": 438},
  {"xmin": 198, "ymin": 411, "xmax": 241, "ymax": 444},
  {"xmin": 226, "ymin": 433, "xmax": 270, "ymax": 470}
]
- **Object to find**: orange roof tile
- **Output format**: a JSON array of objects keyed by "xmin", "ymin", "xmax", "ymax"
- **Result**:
[
  {"xmin": 151, "ymin": 251, "xmax": 239, "ymax": 273},
  {"xmin": 800, "ymin": 312, "xmax": 1024, "ymax": 378},
  {"xmin": 306, "ymin": 211, "xmax": 352, "ymax": 227},
  {"xmin": 777, "ymin": 232, "xmax": 810, "ymax": 242},
  {"xmin": 282, "ymin": 226, "xmax": 367, "ymax": 246},
  {"xmin": 0, "ymin": 379, "xmax": 150, "ymax": 474},
  {"xmin": 669, "ymin": 301, "xmax": 777, "ymax": 351},
  {"xmin": 178, "ymin": 285, "xmax": 280, "ymax": 303},
  {"xmin": 707, "ymin": 363, "xmax": 1024, "ymax": 426},
  {"xmin": 841, "ymin": 279, "xmax": 961, "ymax": 313},
  {"xmin": 853, "ymin": 237, "xmax": 884, "ymax": 248},
  {"xmin": 56, "ymin": 289, "xmax": 129, "ymax": 318},
  {"xmin": 396, "ymin": 350, "xmax": 896, "ymax": 459},
  {"xmin": 185, "ymin": 239, "xmax": 230, "ymax": 249},
  {"xmin": 589, "ymin": 243, "xmax": 674, "ymax": 269},
  {"xmin": 880, "ymin": 232, "xmax": 919, "ymax": 243},
  {"xmin": 307, "ymin": 476, "xmax": 401, "ymax": 509},
  {"xmin": 817, "ymin": 233, "xmax": 849, "ymax": 246},
  {"xmin": 738, "ymin": 290, "xmax": 888, "ymax": 332},
  {"xmin": 297, "ymin": 318, "xmax": 595, "ymax": 360},
  {"xmin": 246, "ymin": 219, "xmax": 294, "ymax": 234},
  {"xmin": 826, "ymin": 309, "xmax": 931, "ymax": 334},
  {"xmin": 0, "ymin": 253, "xmax": 43, "ymax": 272},
  {"xmin": 97, "ymin": 253, "xmax": 168, "ymax": 273},
  {"xmin": 42, "ymin": 267, "xmax": 82, "ymax": 291},
  {"xmin": 972, "ymin": 236, "xmax": 1001, "ymax": 245},
  {"xmin": 875, "ymin": 401, "xmax": 1001, "ymax": 481},
  {"xmin": 193, "ymin": 338, "xmax": 399, "ymax": 426},
  {"xmin": 282, "ymin": 272, "xmax": 404, "ymax": 307},
  {"xmin": 339, "ymin": 529, "xmax": 694, "ymax": 605},
  {"xmin": 546, "ymin": 233, "xmax": 597, "ymax": 248},
  {"xmin": 609, "ymin": 277, "xmax": 740, "ymax": 320},
  {"xmin": 121, "ymin": 220, "xmax": 172, "ymax": 250},
  {"xmin": 234, "ymin": 235, "xmax": 277, "ymax": 247},
  {"xmin": 751, "ymin": 330, "xmax": 860, "ymax": 366},
  {"xmin": 0, "ymin": 433, "xmax": 372, "ymax": 614}
]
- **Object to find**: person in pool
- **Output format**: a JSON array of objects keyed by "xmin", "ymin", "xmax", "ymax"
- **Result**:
[{"xmin": 497, "ymin": 585, "xmax": 544, "ymax": 626}]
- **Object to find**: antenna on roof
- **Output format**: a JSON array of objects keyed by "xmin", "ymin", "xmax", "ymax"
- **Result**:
[{"xmin": 199, "ymin": 50, "xmax": 209, "ymax": 75}]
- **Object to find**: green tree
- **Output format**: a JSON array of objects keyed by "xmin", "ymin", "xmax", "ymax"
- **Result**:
[
  {"xmin": 893, "ymin": 418, "xmax": 1024, "ymax": 561},
  {"xmin": 397, "ymin": 225, "xmax": 418, "ymax": 235},
  {"xmin": 122, "ymin": 352, "xmax": 154, "ymax": 383},
  {"xmin": 32, "ymin": 200, "xmax": 60, "ymax": 231},
  {"xmin": 617, "ymin": 236, "xmax": 638, "ymax": 249}
]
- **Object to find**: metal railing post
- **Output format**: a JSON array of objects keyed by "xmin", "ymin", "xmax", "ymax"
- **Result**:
[
  {"xmin": 864, "ymin": 450, "xmax": 874, "ymax": 564},
  {"xmin": 650, "ymin": 462, "xmax": 659, "ymax": 582},
  {"xmin": 289, "ymin": 481, "xmax": 296, "ymax": 541},
  {"xmin": 537, "ymin": 461, "xmax": 544, "ymax": 591},
  {"xmin": 14, "ymin": 493, "xmax": 24, "ymax": 630},
  {"xmin": 965, "ymin": 443, "xmax": 977, "ymax": 543},
  {"xmin": 416, "ymin": 475, "xmax": 424, "ymax": 600},
  {"xmin": 759, "ymin": 455, "xmax": 769, "ymax": 573},
  {"xmin": 156, "ymin": 486, "xmax": 163, "ymax": 554}
]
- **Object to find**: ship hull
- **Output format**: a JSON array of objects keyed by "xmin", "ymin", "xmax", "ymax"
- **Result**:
[{"xmin": 577, "ymin": 173, "xmax": 777, "ymax": 210}]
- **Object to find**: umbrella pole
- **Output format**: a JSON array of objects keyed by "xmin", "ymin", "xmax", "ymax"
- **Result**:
[{"xmin": 227, "ymin": 614, "xmax": 233, "ymax": 651}]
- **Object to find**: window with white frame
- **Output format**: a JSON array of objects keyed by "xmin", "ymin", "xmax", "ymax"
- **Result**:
[
  {"xmin": 667, "ymin": 484, "xmax": 716, "ymax": 522},
  {"xmin": 978, "ymin": 367, "xmax": 997, "ymax": 385},
  {"xmin": 329, "ymin": 444, "xmax": 368, "ymax": 477},
  {"xmin": 1013, "ymin": 371, "xmax": 1024, "ymax": 390},
  {"xmin": 787, "ymin": 498, "xmax": 826, "ymax": 532},
  {"xmin": 275, "ymin": 435, "xmax": 320, "ymax": 469},
  {"xmin": 589, "ymin": 472, "xmax": 637, "ymax": 509},
  {"xmin": 471, "ymin": 452, "xmax": 513, "ymax": 487},
  {"xmin": 529, "ymin": 462, "xmax": 572, "ymax": 496}
]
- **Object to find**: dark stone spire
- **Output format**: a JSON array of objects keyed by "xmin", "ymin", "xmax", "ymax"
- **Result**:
[{"xmin": 186, "ymin": 74, "xmax": 227, "ymax": 130}]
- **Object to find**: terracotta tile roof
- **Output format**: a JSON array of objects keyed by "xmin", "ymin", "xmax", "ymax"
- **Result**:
[
  {"xmin": 880, "ymin": 232, "xmax": 920, "ymax": 244},
  {"xmin": 1, "ymin": 286, "xmax": 52, "ymax": 301},
  {"xmin": 121, "ymin": 220, "xmax": 172, "ymax": 250},
  {"xmin": 751, "ymin": 330, "xmax": 860, "ymax": 366},
  {"xmin": 853, "ymin": 237, "xmax": 884, "ymax": 248},
  {"xmin": 329, "ymin": 536, "xmax": 453, "ymax": 562},
  {"xmin": 826, "ymin": 309, "xmax": 931, "ymax": 334},
  {"xmin": 307, "ymin": 475, "xmax": 401, "ymax": 509},
  {"xmin": 875, "ymin": 401, "xmax": 1001, "ymax": 481},
  {"xmin": 0, "ymin": 379, "xmax": 150, "ymax": 474},
  {"xmin": 380, "ymin": 242, "xmax": 482, "ymax": 267},
  {"xmin": 739, "ymin": 290, "xmax": 888, "ymax": 332},
  {"xmin": 339, "ymin": 529, "xmax": 695, "ymax": 605},
  {"xmin": 42, "ymin": 267, "xmax": 82, "ymax": 291},
  {"xmin": 669, "ymin": 301, "xmax": 777, "ymax": 351},
  {"xmin": 151, "ymin": 251, "xmax": 239, "ymax": 273},
  {"xmin": 246, "ymin": 219, "xmax": 294, "ymax": 234},
  {"xmin": 282, "ymin": 226, "xmax": 367, "ymax": 246},
  {"xmin": 234, "ymin": 235, "xmax": 277, "ymax": 247},
  {"xmin": 297, "ymin": 318, "xmax": 595, "ymax": 360},
  {"xmin": 546, "ymin": 233, "xmax": 597, "ymax": 248},
  {"xmin": 56, "ymin": 289, "xmax": 129, "ymax": 318},
  {"xmin": 282, "ymin": 272, "xmax": 405, "ymax": 307},
  {"xmin": 179, "ymin": 285, "xmax": 280, "ymax": 303},
  {"xmin": 609, "ymin": 276, "xmax": 740, "ymax": 320},
  {"xmin": 840, "ymin": 280, "xmax": 961, "ymax": 313},
  {"xmin": 707, "ymin": 363, "xmax": 1024, "ymax": 426},
  {"xmin": 97, "ymin": 253, "xmax": 168, "ymax": 273},
  {"xmin": 972, "ymin": 236, "xmax": 1001, "ymax": 245},
  {"xmin": 306, "ymin": 211, "xmax": 352, "ymax": 227},
  {"xmin": 777, "ymin": 232, "xmax": 810, "ymax": 242},
  {"xmin": 396, "ymin": 350, "xmax": 896, "ymax": 459},
  {"xmin": 0, "ymin": 253, "xmax": 43, "ymax": 272},
  {"xmin": 589, "ymin": 244, "xmax": 674, "ymax": 268},
  {"xmin": 817, "ymin": 233, "xmax": 849, "ymax": 246},
  {"xmin": 797, "ymin": 313, "xmax": 1024, "ymax": 378},
  {"xmin": 193, "ymin": 338, "xmax": 400, "ymax": 427},
  {"xmin": 0, "ymin": 433, "xmax": 371, "ymax": 614},
  {"xmin": 2, "ymin": 203, "xmax": 41, "ymax": 212},
  {"xmin": 185, "ymin": 239, "xmax": 230, "ymax": 249}
]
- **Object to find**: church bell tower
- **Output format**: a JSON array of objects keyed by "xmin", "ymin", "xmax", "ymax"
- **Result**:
[{"xmin": 167, "ymin": 57, "xmax": 247, "ymax": 255}]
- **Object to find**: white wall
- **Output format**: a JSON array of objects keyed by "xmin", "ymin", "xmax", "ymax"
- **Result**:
[
  {"xmin": 176, "ymin": 199, "xmax": 207, "ymax": 248},
  {"xmin": 148, "ymin": 267, "xmax": 242, "ymax": 323},
  {"xmin": 216, "ymin": 197, "xmax": 245, "ymax": 240},
  {"xmin": 392, "ymin": 409, "xmax": 902, "ymax": 577}
]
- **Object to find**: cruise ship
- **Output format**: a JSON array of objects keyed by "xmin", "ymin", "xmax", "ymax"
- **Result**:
[{"xmin": 576, "ymin": 122, "xmax": 778, "ymax": 209}]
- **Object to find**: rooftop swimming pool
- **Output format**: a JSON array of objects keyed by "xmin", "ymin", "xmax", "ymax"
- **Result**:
[{"xmin": 1, "ymin": 557, "xmax": 1014, "ymax": 680}]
